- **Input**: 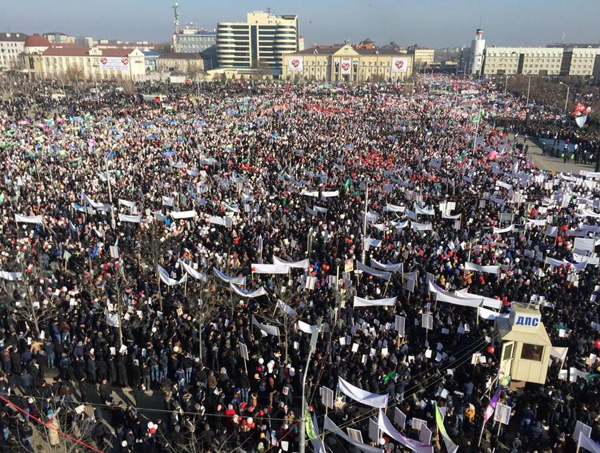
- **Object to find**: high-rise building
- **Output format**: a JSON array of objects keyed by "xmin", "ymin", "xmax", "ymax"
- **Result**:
[
  {"xmin": 0, "ymin": 32, "xmax": 28, "ymax": 70},
  {"xmin": 217, "ymin": 11, "xmax": 298, "ymax": 74},
  {"xmin": 469, "ymin": 29, "xmax": 485, "ymax": 74}
]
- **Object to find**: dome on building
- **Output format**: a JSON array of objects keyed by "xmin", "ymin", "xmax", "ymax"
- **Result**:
[{"xmin": 24, "ymin": 34, "xmax": 51, "ymax": 48}]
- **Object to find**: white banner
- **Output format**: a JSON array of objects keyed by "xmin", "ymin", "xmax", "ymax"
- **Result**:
[
  {"xmin": 377, "ymin": 410, "xmax": 433, "ymax": 453},
  {"xmin": 171, "ymin": 210, "xmax": 196, "ymax": 219},
  {"xmin": 14, "ymin": 214, "xmax": 43, "ymax": 224},
  {"xmin": 118, "ymin": 199, "xmax": 136, "ymax": 210},
  {"xmin": 391, "ymin": 57, "xmax": 409, "ymax": 73},
  {"xmin": 578, "ymin": 432, "xmax": 600, "ymax": 453},
  {"xmin": 162, "ymin": 196, "xmax": 175, "ymax": 207},
  {"xmin": 442, "ymin": 213, "xmax": 461, "ymax": 220},
  {"xmin": 273, "ymin": 256, "xmax": 310, "ymax": 269},
  {"xmin": 384, "ymin": 203, "xmax": 406, "ymax": 213},
  {"xmin": 0, "ymin": 271, "xmax": 22, "ymax": 281},
  {"xmin": 251, "ymin": 263, "xmax": 290, "ymax": 275},
  {"xmin": 324, "ymin": 417, "xmax": 383, "ymax": 453},
  {"xmin": 209, "ymin": 215, "xmax": 232, "ymax": 228},
  {"xmin": 371, "ymin": 259, "xmax": 403, "ymax": 273},
  {"xmin": 118, "ymin": 214, "xmax": 141, "ymax": 223},
  {"xmin": 321, "ymin": 190, "xmax": 339, "ymax": 198},
  {"xmin": 574, "ymin": 237, "xmax": 595, "ymax": 253},
  {"xmin": 277, "ymin": 299, "xmax": 298, "ymax": 317},
  {"xmin": 414, "ymin": 205, "xmax": 435, "ymax": 216},
  {"xmin": 288, "ymin": 56, "xmax": 304, "ymax": 71},
  {"xmin": 464, "ymin": 262, "xmax": 499, "ymax": 275},
  {"xmin": 353, "ymin": 296, "xmax": 397, "ymax": 308},
  {"xmin": 298, "ymin": 320, "xmax": 320, "ymax": 334},
  {"xmin": 429, "ymin": 282, "xmax": 482, "ymax": 308},
  {"xmin": 357, "ymin": 261, "xmax": 391, "ymax": 281},
  {"xmin": 252, "ymin": 316, "xmax": 279, "ymax": 336},
  {"xmin": 157, "ymin": 265, "xmax": 187, "ymax": 286},
  {"xmin": 340, "ymin": 59, "xmax": 352, "ymax": 75},
  {"xmin": 178, "ymin": 260, "xmax": 208, "ymax": 282},
  {"xmin": 478, "ymin": 307, "xmax": 509, "ymax": 321},
  {"xmin": 338, "ymin": 377, "xmax": 388, "ymax": 408},
  {"xmin": 81, "ymin": 192, "xmax": 110, "ymax": 211},
  {"xmin": 100, "ymin": 56, "xmax": 130, "ymax": 71},
  {"xmin": 411, "ymin": 221, "xmax": 433, "ymax": 231},
  {"xmin": 230, "ymin": 283, "xmax": 267, "ymax": 298},
  {"xmin": 213, "ymin": 268, "xmax": 246, "ymax": 286},
  {"xmin": 454, "ymin": 289, "xmax": 502, "ymax": 310},
  {"xmin": 493, "ymin": 224, "xmax": 515, "ymax": 234}
]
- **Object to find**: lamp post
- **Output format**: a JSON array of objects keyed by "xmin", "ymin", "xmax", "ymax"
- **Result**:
[
  {"xmin": 559, "ymin": 81, "xmax": 570, "ymax": 114},
  {"xmin": 525, "ymin": 75, "xmax": 532, "ymax": 107},
  {"xmin": 503, "ymin": 73, "xmax": 509, "ymax": 95}
]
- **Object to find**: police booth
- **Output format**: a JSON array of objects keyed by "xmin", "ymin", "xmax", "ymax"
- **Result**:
[{"xmin": 495, "ymin": 303, "xmax": 551, "ymax": 385}]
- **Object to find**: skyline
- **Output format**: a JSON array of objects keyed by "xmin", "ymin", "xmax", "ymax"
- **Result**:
[{"xmin": 1, "ymin": 0, "xmax": 599, "ymax": 49}]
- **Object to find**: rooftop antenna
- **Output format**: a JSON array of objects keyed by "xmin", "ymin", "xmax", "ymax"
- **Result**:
[
  {"xmin": 561, "ymin": 32, "xmax": 566, "ymax": 44},
  {"xmin": 266, "ymin": 6, "xmax": 271, "ymax": 14},
  {"xmin": 172, "ymin": 3, "xmax": 180, "ymax": 34}
]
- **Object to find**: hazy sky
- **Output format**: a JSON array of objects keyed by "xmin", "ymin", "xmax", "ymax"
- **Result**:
[{"xmin": 2, "ymin": 0, "xmax": 599, "ymax": 49}]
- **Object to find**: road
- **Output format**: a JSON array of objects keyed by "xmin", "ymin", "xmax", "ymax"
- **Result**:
[{"xmin": 511, "ymin": 134, "xmax": 595, "ymax": 174}]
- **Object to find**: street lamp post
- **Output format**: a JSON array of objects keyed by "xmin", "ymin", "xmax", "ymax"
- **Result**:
[
  {"xmin": 504, "ymin": 74, "xmax": 509, "ymax": 95},
  {"xmin": 559, "ymin": 81, "xmax": 570, "ymax": 114},
  {"xmin": 525, "ymin": 75, "xmax": 532, "ymax": 107}
]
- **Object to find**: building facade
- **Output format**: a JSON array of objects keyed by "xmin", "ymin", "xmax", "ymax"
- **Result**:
[
  {"xmin": 157, "ymin": 52, "xmax": 209, "ymax": 74},
  {"xmin": 173, "ymin": 28, "xmax": 216, "ymax": 53},
  {"xmin": 217, "ymin": 11, "xmax": 298, "ymax": 74},
  {"xmin": 282, "ymin": 44, "xmax": 413, "ymax": 82},
  {"xmin": 0, "ymin": 32, "xmax": 28, "ymax": 70},
  {"xmin": 483, "ymin": 47, "xmax": 564, "ymax": 75},
  {"xmin": 464, "ymin": 29, "xmax": 600, "ymax": 77},
  {"xmin": 568, "ymin": 47, "xmax": 600, "ymax": 76},
  {"xmin": 409, "ymin": 46, "xmax": 435, "ymax": 68},
  {"xmin": 43, "ymin": 32, "xmax": 76, "ymax": 44},
  {"xmin": 24, "ymin": 36, "xmax": 146, "ymax": 82}
]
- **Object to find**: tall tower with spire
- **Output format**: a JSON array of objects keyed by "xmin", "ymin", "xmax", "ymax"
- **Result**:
[{"xmin": 470, "ymin": 28, "xmax": 486, "ymax": 75}]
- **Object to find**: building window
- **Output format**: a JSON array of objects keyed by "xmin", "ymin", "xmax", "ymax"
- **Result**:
[{"xmin": 521, "ymin": 343, "xmax": 543, "ymax": 361}]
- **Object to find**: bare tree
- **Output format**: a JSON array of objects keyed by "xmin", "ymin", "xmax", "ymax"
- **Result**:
[
  {"xmin": 184, "ymin": 277, "xmax": 222, "ymax": 364},
  {"xmin": 17, "ymin": 407, "xmax": 101, "ymax": 453},
  {"xmin": 255, "ymin": 286, "xmax": 305, "ymax": 365}
]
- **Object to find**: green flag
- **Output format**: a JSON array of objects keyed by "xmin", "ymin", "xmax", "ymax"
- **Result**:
[
  {"xmin": 305, "ymin": 409, "xmax": 318, "ymax": 440},
  {"xmin": 471, "ymin": 110, "xmax": 484, "ymax": 124},
  {"xmin": 344, "ymin": 177, "xmax": 353, "ymax": 190},
  {"xmin": 586, "ymin": 374, "xmax": 600, "ymax": 381},
  {"xmin": 383, "ymin": 371, "xmax": 396, "ymax": 384},
  {"xmin": 435, "ymin": 402, "xmax": 458, "ymax": 453}
]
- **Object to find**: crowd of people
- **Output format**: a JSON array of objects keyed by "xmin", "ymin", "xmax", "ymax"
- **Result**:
[{"xmin": 0, "ymin": 76, "xmax": 598, "ymax": 453}]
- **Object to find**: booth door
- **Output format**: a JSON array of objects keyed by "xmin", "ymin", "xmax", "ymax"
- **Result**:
[{"xmin": 500, "ymin": 341, "xmax": 515, "ymax": 378}]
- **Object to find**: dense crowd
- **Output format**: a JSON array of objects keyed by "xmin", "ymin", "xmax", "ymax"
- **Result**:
[{"xmin": 0, "ymin": 76, "xmax": 598, "ymax": 453}]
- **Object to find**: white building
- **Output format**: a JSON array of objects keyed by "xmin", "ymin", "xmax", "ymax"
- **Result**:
[
  {"xmin": 23, "ymin": 35, "xmax": 146, "ymax": 82},
  {"xmin": 568, "ymin": 47, "xmax": 600, "ymax": 76},
  {"xmin": 0, "ymin": 32, "xmax": 28, "ymax": 70},
  {"xmin": 217, "ymin": 11, "xmax": 298, "ymax": 75},
  {"xmin": 483, "ymin": 47, "xmax": 564, "ymax": 75}
]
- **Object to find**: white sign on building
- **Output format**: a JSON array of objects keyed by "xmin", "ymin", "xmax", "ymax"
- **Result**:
[
  {"xmin": 391, "ymin": 57, "xmax": 409, "ymax": 73},
  {"xmin": 340, "ymin": 59, "xmax": 351, "ymax": 75},
  {"xmin": 100, "ymin": 57, "xmax": 130, "ymax": 71},
  {"xmin": 288, "ymin": 56, "xmax": 303, "ymax": 71}
]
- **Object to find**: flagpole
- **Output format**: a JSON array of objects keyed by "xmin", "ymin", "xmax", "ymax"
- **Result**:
[
  {"xmin": 472, "ymin": 109, "xmax": 481, "ymax": 153},
  {"xmin": 299, "ymin": 328, "xmax": 319, "ymax": 453},
  {"xmin": 362, "ymin": 182, "xmax": 369, "ymax": 264}
]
